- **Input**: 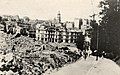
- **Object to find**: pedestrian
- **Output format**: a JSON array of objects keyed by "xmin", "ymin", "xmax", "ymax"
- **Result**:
[
  {"xmin": 102, "ymin": 51, "xmax": 106, "ymax": 59},
  {"xmin": 82, "ymin": 50, "xmax": 88, "ymax": 60},
  {"xmin": 95, "ymin": 50, "xmax": 100, "ymax": 61},
  {"xmin": 87, "ymin": 50, "xmax": 92, "ymax": 57},
  {"xmin": 78, "ymin": 49, "xmax": 82, "ymax": 56}
]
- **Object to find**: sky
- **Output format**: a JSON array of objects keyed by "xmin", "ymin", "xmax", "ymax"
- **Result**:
[{"xmin": 0, "ymin": 0, "xmax": 101, "ymax": 21}]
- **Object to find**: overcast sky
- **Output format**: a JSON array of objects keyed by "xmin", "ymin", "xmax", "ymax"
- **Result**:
[{"xmin": 0, "ymin": 0, "xmax": 101, "ymax": 21}]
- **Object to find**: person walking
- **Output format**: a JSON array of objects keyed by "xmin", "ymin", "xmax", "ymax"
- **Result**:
[
  {"xmin": 82, "ymin": 50, "xmax": 88, "ymax": 60},
  {"xmin": 96, "ymin": 50, "xmax": 101, "ymax": 61},
  {"xmin": 94, "ymin": 50, "xmax": 99, "ymax": 61},
  {"xmin": 102, "ymin": 51, "xmax": 106, "ymax": 59}
]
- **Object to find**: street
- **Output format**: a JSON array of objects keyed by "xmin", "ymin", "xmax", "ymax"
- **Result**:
[{"xmin": 45, "ymin": 56, "xmax": 120, "ymax": 75}]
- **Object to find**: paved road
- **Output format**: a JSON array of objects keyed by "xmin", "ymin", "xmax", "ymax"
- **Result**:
[{"xmin": 45, "ymin": 56, "xmax": 120, "ymax": 75}]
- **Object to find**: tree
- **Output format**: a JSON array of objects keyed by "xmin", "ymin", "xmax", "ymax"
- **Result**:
[
  {"xmin": 90, "ymin": 20, "xmax": 98, "ymax": 51},
  {"xmin": 76, "ymin": 32, "xmax": 84, "ymax": 51},
  {"xmin": 99, "ymin": 0, "xmax": 120, "ymax": 57}
]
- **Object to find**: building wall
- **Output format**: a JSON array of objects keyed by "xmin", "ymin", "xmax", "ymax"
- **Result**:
[
  {"xmin": 36, "ymin": 23, "xmax": 82, "ymax": 43},
  {"xmin": 74, "ymin": 18, "xmax": 82, "ymax": 29},
  {"xmin": 65, "ymin": 21, "xmax": 74, "ymax": 29}
]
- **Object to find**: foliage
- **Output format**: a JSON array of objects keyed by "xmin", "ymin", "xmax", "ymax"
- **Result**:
[
  {"xmin": 99, "ymin": 0, "xmax": 120, "ymax": 57},
  {"xmin": 90, "ymin": 20, "xmax": 98, "ymax": 51},
  {"xmin": 76, "ymin": 33, "xmax": 84, "ymax": 51}
]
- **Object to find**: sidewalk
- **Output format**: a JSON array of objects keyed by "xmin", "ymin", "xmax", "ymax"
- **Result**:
[{"xmin": 45, "ymin": 56, "xmax": 120, "ymax": 75}]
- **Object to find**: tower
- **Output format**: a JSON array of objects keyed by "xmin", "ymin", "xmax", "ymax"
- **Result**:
[
  {"xmin": 74, "ymin": 18, "xmax": 83, "ymax": 29},
  {"xmin": 57, "ymin": 11, "xmax": 61, "ymax": 23}
]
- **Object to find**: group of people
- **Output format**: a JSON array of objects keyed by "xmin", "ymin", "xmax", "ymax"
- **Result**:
[
  {"xmin": 81, "ymin": 50, "xmax": 92, "ymax": 60},
  {"xmin": 94, "ymin": 50, "xmax": 106, "ymax": 61},
  {"xmin": 79, "ymin": 49, "xmax": 106, "ymax": 61}
]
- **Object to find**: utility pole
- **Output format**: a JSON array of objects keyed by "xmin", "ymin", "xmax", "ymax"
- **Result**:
[
  {"xmin": 97, "ymin": 22, "xmax": 99, "ymax": 50},
  {"xmin": 90, "ymin": 13, "xmax": 98, "ymax": 50},
  {"xmin": 90, "ymin": 0, "xmax": 99, "ymax": 50}
]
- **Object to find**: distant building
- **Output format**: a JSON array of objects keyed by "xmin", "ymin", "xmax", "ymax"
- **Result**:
[
  {"xmin": 57, "ymin": 11, "xmax": 61, "ymax": 23},
  {"xmin": 36, "ymin": 22, "xmax": 82, "ymax": 43},
  {"xmin": 1, "ymin": 13, "xmax": 92, "ymax": 43},
  {"xmin": 65, "ymin": 21, "xmax": 74, "ymax": 29},
  {"xmin": 81, "ymin": 19, "xmax": 92, "ymax": 35},
  {"xmin": 51, "ymin": 11, "xmax": 63, "ymax": 27},
  {"xmin": 29, "ymin": 24, "xmax": 36, "ymax": 38},
  {"xmin": 36, "ymin": 24, "xmax": 46, "ymax": 41},
  {"xmin": 2, "ymin": 15, "xmax": 20, "ymax": 22},
  {"xmin": 4, "ymin": 21, "xmax": 18, "ymax": 34},
  {"xmin": 35, "ymin": 12, "xmax": 93, "ymax": 43},
  {"xmin": 74, "ymin": 18, "xmax": 83, "ymax": 29}
]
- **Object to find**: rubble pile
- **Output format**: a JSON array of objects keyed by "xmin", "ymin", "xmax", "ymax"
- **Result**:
[{"xmin": 0, "ymin": 34, "xmax": 81, "ymax": 75}]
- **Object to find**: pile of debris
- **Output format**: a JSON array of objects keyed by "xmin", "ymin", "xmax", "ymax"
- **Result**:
[{"xmin": 0, "ymin": 34, "xmax": 81, "ymax": 75}]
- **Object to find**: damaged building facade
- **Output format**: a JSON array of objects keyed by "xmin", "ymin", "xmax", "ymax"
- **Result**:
[
  {"xmin": 1, "ymin": 12, "xmax": 92, "ymax": 44},
  {"xmin": 36, "ymin": 12, "xmax": 91, "ymax": 43}
]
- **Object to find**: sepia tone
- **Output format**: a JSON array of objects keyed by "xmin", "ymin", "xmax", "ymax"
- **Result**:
[{"xmin": 0, "ymin": 0, "xmax": 120, "ymax": 75}]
